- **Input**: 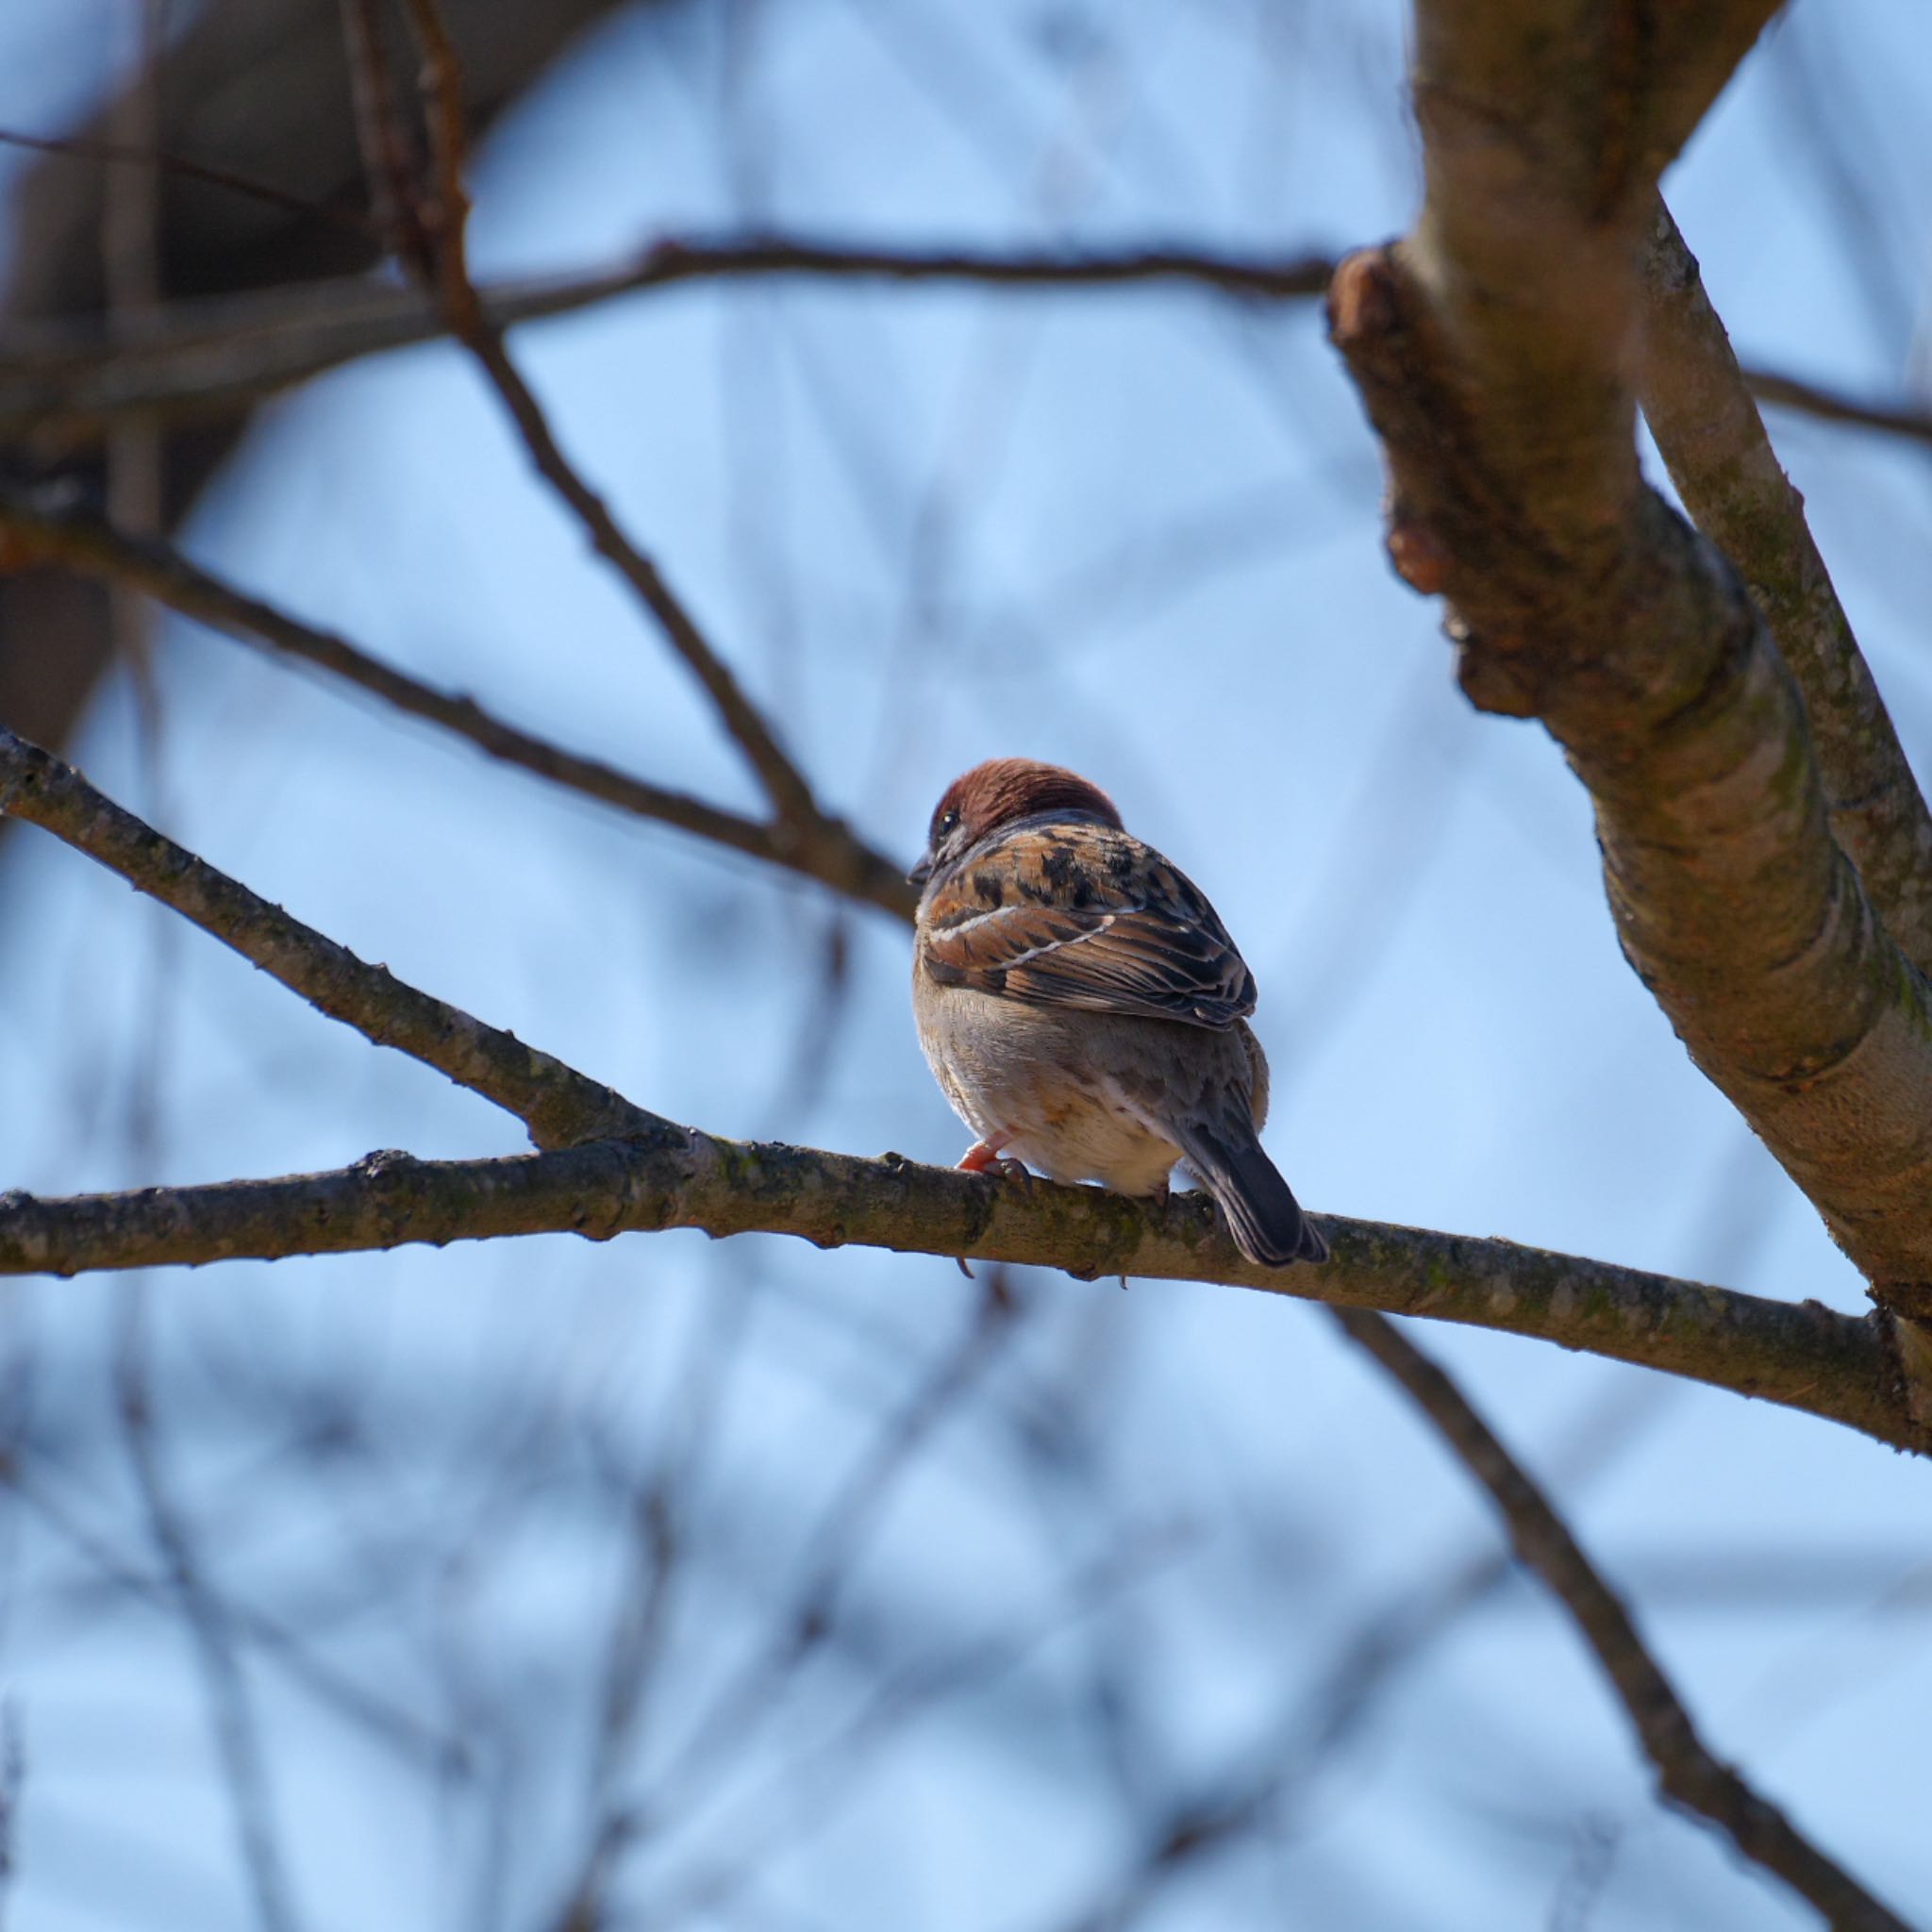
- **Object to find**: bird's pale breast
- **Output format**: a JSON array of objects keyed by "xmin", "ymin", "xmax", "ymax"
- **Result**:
[{"xmin": 913, "ymin": 961, "xmax": 1264, "ymax": 1197}]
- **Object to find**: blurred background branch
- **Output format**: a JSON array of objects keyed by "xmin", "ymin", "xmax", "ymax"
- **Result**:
[
  {"xmin": 3, "ymin": 233, "xmax": 1924, "ymax": 451},
  {"xmin": 2, "ymin": 0, "xmax": 1929, "ymax": 1927},
  {"xmin": 0, "ymin": 0, "xmax": 661, "ymax": 788}
]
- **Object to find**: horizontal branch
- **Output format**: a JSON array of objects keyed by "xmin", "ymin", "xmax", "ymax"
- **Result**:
[
  {"xmin": 1743, "ymin": 369, "xmax": 1932, "ymax": 451},
  {"xmin": 0, "ymin": 483, "xmax": 916, "ymax": 922},
  {"xmin": 0, "ymin": 1137, "xmax": 1918, "ymax": 1454},
  {"xmin": 1336, "ymin": 1307, "xmax": 1915, "ymax": 1931},
  {"xmin": 2, "ymin": 722, "xmax": 1918, "ymax": 1456},
  {"xmin": 2, "ymin": 236, "xmax": 1918, "ymax": 455}
]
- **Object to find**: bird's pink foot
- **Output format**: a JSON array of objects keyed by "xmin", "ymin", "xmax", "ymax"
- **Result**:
[{"xmin": 958, "ymin": 1140, "xmax": 1032, "ymax": 1184}]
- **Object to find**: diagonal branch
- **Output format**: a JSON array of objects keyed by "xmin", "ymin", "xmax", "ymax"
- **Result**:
[
  {"xmin": 0, "ymin": 724, "xmax": 650, "ymax": 1149},
  {"xmin": 1639, "ymin": 199, "xmax": 1932, "ymax": 975},
  {"xmin": 335, "ymin": 0, "xmax": 829, "ymax": 841},
  {"xmin": 0, "ymin": 482, "xmax": 915, "ymax": 920},
  {"xmin": 1335, "ymin": 1307, "xmax": 1915, "ymax": 1932},
  {"xmin": 1743, "ymin": 370, "xmax": 1932, "ymax": 452},
  {"xmin": 0, "ymin": 1142, "xmax": 1918, "ymax": 1454},
  {"xmin": 1327, "ymin": 2, "xmax": 1932, "ymax": 1324}
]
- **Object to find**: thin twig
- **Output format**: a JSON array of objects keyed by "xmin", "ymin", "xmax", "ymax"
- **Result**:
[
  {"xmin": 0, "ymin": 125, "xmax": 373, "ymax": 237},
  {"xmin": 336, "ymin": 0, "xmax": 431, "ymax": 274},
  {"xmin": 343, "ymin": 0, "xmax": 830, "ymax": 836},
  {"xmin": 638, "ymin": 1274, "xmax": 1022, "ymax": 1833},
  {"xmin": 0, "ymin": 483, "xmax": 914, "ymax": 920},
  {"xmin": 116, "ymin": 1291, "xmax": 304, "ymax": 1932},
  {"xmin": 6, "ymin": 1456, "xmax": 465, "ymax": 1774},
  {"xmin": 643, "ymin": 1525, "xmax": 1197, "ymax": 1930},
  {"xmin": 7, "ymin": 236, "xmax": 1923, "ymax": 458},
  {"xmin": 1332, "ymin": 1307, "xmax": 1915, "ymax": 1932},
  {"xmin": 1744, "ymin": 368, "xmax": 1932, "ymax": 450}
]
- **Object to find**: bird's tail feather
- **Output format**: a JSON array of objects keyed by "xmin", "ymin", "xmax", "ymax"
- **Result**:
[{"xmin": 1175, "ymin": 1123, "xmax": 1326, "ymax": 1267}]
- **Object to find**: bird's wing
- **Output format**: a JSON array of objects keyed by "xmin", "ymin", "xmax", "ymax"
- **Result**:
[{"xmin": 920, "ymin": 819, "xmax": 1256, "ymax": 1030}]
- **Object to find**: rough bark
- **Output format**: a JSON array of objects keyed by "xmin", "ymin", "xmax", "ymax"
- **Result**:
[
  {"xmin": 1326, "ymin": 1, "xmax": 1932, "ymax": 1323},
  {"xmin": 0, "ymin": 1143, "xmax": 1916, "ymax": 1456},
  {"xmin": 1639, "ymin": 202, "xmax": 1932, "ymax": 975}
]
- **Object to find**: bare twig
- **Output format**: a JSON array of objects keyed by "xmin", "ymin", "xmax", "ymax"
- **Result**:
[
  {"xmin": 8, "ymin": 236, "xmax": 1922, "ymax": 458},
  {"xmin": 1332, "ymin": 1307, "xmax": 1915, "ymax": 1932},
  {"xmin": 645, "ymin": 1525, "xmax": 1197, "ymax": 1930},
  {"xmin": 335, "ymin": 0, "xmax": 832, "ymax": 841},
  {"xmin": 641, "ymin": 1275, "xmax": 1022, "ymax": 1823},
  {"xmin": 0, "ymin": 483, "xmax": 914, "ymax": 920},
  {"xmin": 6, "ymin": 1454, "xmax": 464, "ymax": 1774},
  {"xmin": 0, "ymin": 725, "xmax": 653, "ymax": 1148},
  {"xmin": 336, "ymin": 0, "xmax": 432, "ymax": 275},
  {"xmin": 1744, "ymin": 369, "xmax": 1932, "ymax": 450},
  {"xmin": 117, "ymin": 1291, "xmax": 303, "ymax": 1932},
  {"xmin": 0, "ymin": 240, "xmax": 1333, "ymax": 440},
  {"xmin": 0, "ymin": 124, "xmax": 374, "ymax": 238}
]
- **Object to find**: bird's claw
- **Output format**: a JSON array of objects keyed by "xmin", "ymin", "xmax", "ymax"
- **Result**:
[{"xmin": 958, "ymin": 1141, "xmax": 1033, "ymax": 1185}]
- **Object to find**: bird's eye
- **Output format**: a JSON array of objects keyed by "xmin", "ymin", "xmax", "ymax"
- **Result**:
[{"xmin": 940, "ymin": 809, "xmax": 959, "ymax": 834}]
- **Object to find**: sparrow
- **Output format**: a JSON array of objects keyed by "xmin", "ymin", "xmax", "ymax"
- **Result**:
[{"xmin": 909, "ymin": 758, "xmax": 1326, "ymax": 1267}]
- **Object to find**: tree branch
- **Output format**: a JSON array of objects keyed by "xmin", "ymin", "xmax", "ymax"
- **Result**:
[
  {"xmin": 0, "ymin": 483, "xmax": 915, "ymax": 921},
  {"xmin": 1326, "ymin": 3, "xmax": 1932, "ymax": 1321},
  {"xmin": 0, "ymin": 240, "xmax": 1331, "ymax": 440},
  {"xmin": 340, "ymin": 0, "xmax": 831, "ymax": 842},
  {"xmin": 0, "ymin": 725, "xmax": 650, "ymax": 1149},
  {"xmin": 1335, "ymin": 1307, "xmax": 1915, "ymax": 1932},
  {"xmin": 0, "ymin": 1141, "xmax": 1918, "ymax": 1454},
  {"xmin": 3, "ymin": 723, "xmax": 1917, "ymax": 1454},
  {"xmin": 5, "ymin": 240, "xmax": 1922, "ymax": 455},
  {"xmin": 1743, "ymin": 369, "xmax": 1932, "ymax": 452},
  {"xmin": 1640, "ymin": 199, "xmax": 1932, "ymax": 975}
]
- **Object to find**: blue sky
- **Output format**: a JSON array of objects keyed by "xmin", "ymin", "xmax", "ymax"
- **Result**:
[{"xmin": 2, "ymin": 2, "xmax": 1930, "ymax": 1927}]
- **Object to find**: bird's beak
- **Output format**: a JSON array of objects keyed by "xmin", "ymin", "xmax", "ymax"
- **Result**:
[{"xmin": 908, "ymin": 852, "xmax": 935, "ymax": 889}]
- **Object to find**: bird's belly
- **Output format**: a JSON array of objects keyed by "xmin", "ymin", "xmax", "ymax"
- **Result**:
[{"xmin": 915, "ymin": 984, "xmax": 1183, "ymax": 1195}]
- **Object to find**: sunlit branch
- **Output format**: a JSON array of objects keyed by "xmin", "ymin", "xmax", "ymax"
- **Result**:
[
  {"xmin": 1326, "ymin": 0, "xmax": 1932, "ymax": 1325},
  {"xmin": 1641, "ymin": 200, "xmax": 1932, "ymax": 974},
  {"xmin": 0, "ymin": 1141, "xmax": 1917, "ymax": 1455}
]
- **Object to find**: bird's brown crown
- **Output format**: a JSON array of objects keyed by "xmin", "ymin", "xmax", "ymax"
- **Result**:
[{"xmin": 931, "ymin": 758, "xmax": 1123, "ymax": 849}]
